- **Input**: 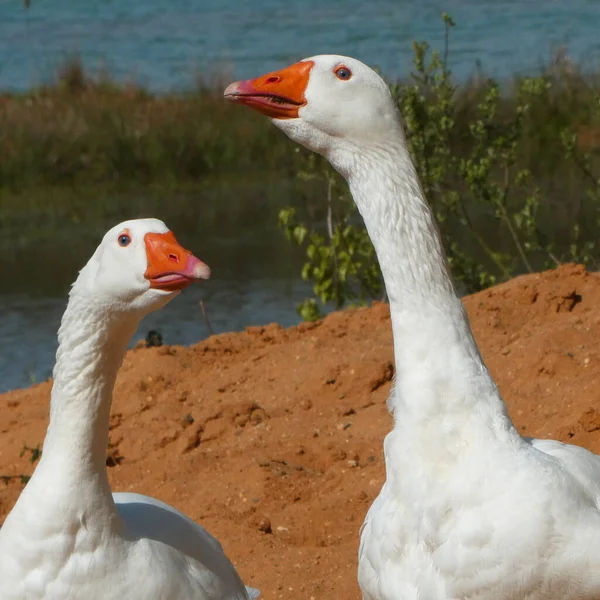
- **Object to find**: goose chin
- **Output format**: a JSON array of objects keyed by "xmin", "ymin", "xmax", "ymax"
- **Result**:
[
  {"xmin": 149, "ymin": 273, "xmax": 195, "ymax": 292},
  {"xmin": 224, "ymin": 89, "xmax": 303, "ymax": 119}
]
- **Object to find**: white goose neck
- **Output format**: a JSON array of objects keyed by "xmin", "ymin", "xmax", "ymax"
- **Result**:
[
  {"xmin": 42, "ymin": 289, "xmax": 139, "ymax": 474},
  {"xmin": 328, "ymin": 137, "xmax": 511, "ymax": 428},
  {"xmin": 339, "ymin": 140, "xmax": 457, "ymax": 305}
]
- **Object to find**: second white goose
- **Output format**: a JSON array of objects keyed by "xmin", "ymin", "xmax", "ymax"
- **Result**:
[
  {"xmin": 0, "ymin": 218, "xmax": 259, "ymax": 600},
  {"xmin": 225, "ymin": 56, "xmax": 600, "ymax": 599}
]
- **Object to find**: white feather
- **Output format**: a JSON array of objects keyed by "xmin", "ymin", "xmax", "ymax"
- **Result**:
[
  {"xmin": 243, "ymin": 54, "xmax": 600, "ymax": 599},
  {"xmin": 0, "ymin": 219, "xmax": 259, "ymax": 600}
]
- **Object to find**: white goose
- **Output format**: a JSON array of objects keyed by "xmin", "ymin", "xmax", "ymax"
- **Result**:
[
  {"xmin": 0, "ymin": 219, "xmax": 259, "ymax": 600},
  {"xmin": 225, "ymin": 57, "xmax": 600, "ymax": 599}
]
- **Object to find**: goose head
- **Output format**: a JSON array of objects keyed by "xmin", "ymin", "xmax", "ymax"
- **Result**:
[
  {"xmin": 76, "ymin": 218, "xmax": 211, "ymax": 315},
  {"xmin": 224, "ymin": 55, "xmax": 403, "ymax": 166}
]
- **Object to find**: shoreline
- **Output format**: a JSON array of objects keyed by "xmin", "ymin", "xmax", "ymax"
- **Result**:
[{"xmin": 2, "ymin": 263, "xmax": 600, "ymax": 597}]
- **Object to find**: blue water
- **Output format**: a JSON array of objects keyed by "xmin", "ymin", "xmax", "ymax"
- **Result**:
[
  {"xmin": 0, "ymin": 277, "xmax": 312, "ymax": 392},
  {"xmin": 0, "ymin": 0, "xmax": 599, "ymax": 92}
]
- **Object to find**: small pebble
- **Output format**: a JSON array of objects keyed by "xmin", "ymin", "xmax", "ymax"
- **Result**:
[
  {"xmin": 258, "ymin": 517, "xmax": 272, "ymax": 534},
  {"xmin": 300, "ymin": 398, "xmax": 313, "ymax": 410},
  {"xmin": 181, "ymin": 413, "xmax": 194, "ymax": 427}
]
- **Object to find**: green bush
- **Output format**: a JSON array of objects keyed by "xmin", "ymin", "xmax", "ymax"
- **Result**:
[{"xmin": 278, "ymin": 14, "xmax": 600, "ymax": 320}]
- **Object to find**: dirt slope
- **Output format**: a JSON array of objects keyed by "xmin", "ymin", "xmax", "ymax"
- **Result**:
[{"xmin": 1, "ymin": 264, "xmax": 600, "ymax": 599}]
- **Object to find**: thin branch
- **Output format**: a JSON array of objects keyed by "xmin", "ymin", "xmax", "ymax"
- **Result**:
[
  {"xmin": 547, "ymin": 251, "xmax": 561, "ymax": 266},
  {"xmin": 199, "ymin": 300, "xmax": 214, "ymax": 336},
  {"xmin": 499, "ymin": 166, "xmax": 534, "ymax": 273},
  {"xmin": 504, "ymin": 213, "xmax": 534, "ymax": 273},
  {"xmin": 443, "ymin": 21, "xmax": 450, "ymax": 69},
  {"xmin": 325, "ymin": 175, "xmax": 346, "ymax": 308},
  {"xmin": 571, "ymin": 152, "xmax": 600, "ymax": 195},
  {"xmin": 455, "ymin": 192, "xmax": 513, "ymax": 279}
]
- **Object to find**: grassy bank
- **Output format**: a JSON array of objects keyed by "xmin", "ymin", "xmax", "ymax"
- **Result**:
[{"xmin": 0, "ymin": 54, "xmax": 597, "ymax": 196}]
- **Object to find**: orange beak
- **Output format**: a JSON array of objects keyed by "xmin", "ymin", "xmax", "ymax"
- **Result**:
[
  {"xmin": 223, "ymin": 60, "xmax": 314, "ymax": 119},
  {"xmin": 144, "ymin": 231, "xmax": 211, "ymax": 292}
]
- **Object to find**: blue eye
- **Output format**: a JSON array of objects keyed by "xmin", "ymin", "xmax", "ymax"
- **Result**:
[
  {"xmin": 118, "ymin": 233, "xmax": 131, "ymax": 247},
  {"xmin": 335, "ymin": 66, "xmax": 352, "ymax": 81}
]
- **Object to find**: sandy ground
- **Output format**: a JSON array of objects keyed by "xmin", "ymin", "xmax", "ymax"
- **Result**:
[{"xmin": 1, "ymin": 263, "xmax": 600, "ymax": 599}]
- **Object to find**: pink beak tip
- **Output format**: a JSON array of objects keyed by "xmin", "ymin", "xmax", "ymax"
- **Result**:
[
  {"xmin": 194, "ymin": 261, "xmax": 211, "ymax": 281},
  {"xmin": 224, "ymin": 79, "xmax": 256, "ymax": 99},
  {"xmin": 186, "ymin": 254, "xmax": 211, "ymax": 281},
  {"xmin": 223, "ymin": 81, "xmax": 240, "ymax": 97}
]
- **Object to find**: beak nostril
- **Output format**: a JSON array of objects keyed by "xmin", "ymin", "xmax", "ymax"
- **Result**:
[
  {"xmin": 266, "ymin": 76, "xmax": 280, "ymax": 84},
  {"xmin": 168, "ymin": 253, "xmax": 179, "ymax": 263}
]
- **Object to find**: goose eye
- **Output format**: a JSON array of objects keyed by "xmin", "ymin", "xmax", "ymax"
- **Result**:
[
  {"xmin": 335, "ymin": 66, "xmax": 352, "ymax": 81},
  {"xmin": 118, "ymin": 233, "xmax": 131, "ymax": 247}
]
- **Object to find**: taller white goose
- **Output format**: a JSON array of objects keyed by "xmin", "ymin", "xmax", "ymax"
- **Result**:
[
  {"xmin": 0, "ymin": 218, "xmax": 259, "ymax": 600},
  {"xmin": 225, "ymin": 57, "xmax": 600, "ymax": 599}
]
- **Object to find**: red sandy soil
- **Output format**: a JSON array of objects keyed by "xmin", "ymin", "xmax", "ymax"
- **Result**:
[{"xmin": 1, "ymin": 263, "xmax": 600, "ymax": 599}]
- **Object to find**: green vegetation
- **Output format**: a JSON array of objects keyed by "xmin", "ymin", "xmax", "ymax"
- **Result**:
[
  {"xmin": 281, "ymin": 14, "xmax": 600, "ymax": 319},
  {"xmin": 0, "ymin": 444, "xmax": 41, "ymax": 486},
  {"xmin": 0, "ymin": 60, "xmax": 319, "ymax": 295},
  {"xmin": 0, "ymin": 438, "xmax": 121, "ymax": 486},
  {"xmin": 1, "ymin": 15, "xmax": 599, "ymax": 319},
  {"xmin": 0, "ymin": 59, "xmax": 302, "ymax": 190}
]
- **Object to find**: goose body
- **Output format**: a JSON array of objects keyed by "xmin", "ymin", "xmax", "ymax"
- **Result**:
[
  {"xmin": 225, "ymin": 57, "xmax": 600, "ymax": 599},
  {"xmin": 0, "ymin": 219, "xmax": 258, "ymax": 600}
]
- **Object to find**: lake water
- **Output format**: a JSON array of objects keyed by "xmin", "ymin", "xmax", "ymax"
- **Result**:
[
  {"xmin": 0, "ymin": 0, "xmax": 599, "ymax": 91},
  {"xmin": 0, "ymin": 0, "xmax": 599, "ymax": 393},
  {"xmin": 0, "ymin": 278, "xmax": 313, "ymax": 392},
  {"xmin": 0, "ymin": 185, "xmax": 316, "ymax": 393}
]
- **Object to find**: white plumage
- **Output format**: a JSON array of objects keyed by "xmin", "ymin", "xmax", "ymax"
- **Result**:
[
  {"xmin": 0, "ymin": 218, "xmax": 258, "ymax": 600},
  {"xmin": 225, "ymin": 54, "xmax": 600, "ymax": 599}
]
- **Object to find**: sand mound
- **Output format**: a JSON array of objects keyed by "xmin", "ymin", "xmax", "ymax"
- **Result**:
[{"xmin": 1, "ymin": 263, "xmax": 600, "ymax": 598}]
